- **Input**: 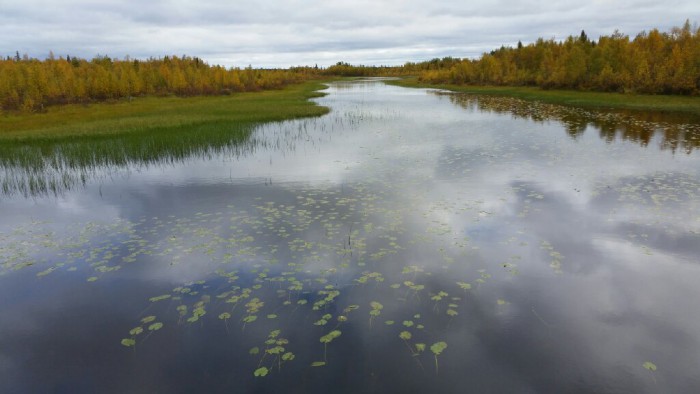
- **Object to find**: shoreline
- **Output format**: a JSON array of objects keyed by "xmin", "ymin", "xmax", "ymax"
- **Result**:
[{"xmin": 386, "ymin": 77, "xmax": 700, "ymax": 117}]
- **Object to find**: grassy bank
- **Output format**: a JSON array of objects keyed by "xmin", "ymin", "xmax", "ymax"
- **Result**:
[
  {"xmin": 0, "ymin": 79, "xmax": 331, "ymax": 141},
  {"xmin": 388, "ymin": 77, "xmax": 700, "ymax": 116}
]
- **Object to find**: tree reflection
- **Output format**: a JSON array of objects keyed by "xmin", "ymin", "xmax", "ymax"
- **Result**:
[{"xmin": 440, "ymin": 91, "xmax": 700, "ymax": 154}]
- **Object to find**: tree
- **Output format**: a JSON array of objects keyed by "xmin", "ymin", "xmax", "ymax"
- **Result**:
[{"xmin": 579, "ymin": 30, "xmax": 589, "ymax": 43}]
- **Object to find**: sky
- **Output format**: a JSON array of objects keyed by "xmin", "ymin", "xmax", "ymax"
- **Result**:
[{"xmin": 0, "ymin": 0, "xmax": 698, "ymax": 68}]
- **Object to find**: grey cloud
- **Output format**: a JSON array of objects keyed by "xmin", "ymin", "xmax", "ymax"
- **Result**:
[{"xmin": 0, "ymin": 0, "xmax": 697, "ymax": 67}]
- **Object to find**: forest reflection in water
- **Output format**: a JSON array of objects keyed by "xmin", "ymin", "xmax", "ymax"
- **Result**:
[{"xmin": 436, "ymin": 90, "xmax": 700, "ymax": 154}]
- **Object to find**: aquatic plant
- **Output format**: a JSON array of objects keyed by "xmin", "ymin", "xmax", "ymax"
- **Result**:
[
  {"xmin": 369, "ymin": 301, "xmax": 383, "ymax": 327},
  {"xmin": 319, "ymin": 330, "xmax": 342, "ymax": 364},
  {"xmin": 250, "ymin": 329, "xmax": 295, "ymax": 376},
  {"xmin": 430, "ymin": 342, "xmax": 448, "ymax": 375}
]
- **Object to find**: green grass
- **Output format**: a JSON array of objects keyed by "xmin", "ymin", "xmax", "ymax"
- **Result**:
[
  {"xmin": 388, "ymin": 77, "xmax": 700, "ymax": 116},
  {"xmin": 0, "ymin": 80, "xmax": 331, "ymax": 141}
]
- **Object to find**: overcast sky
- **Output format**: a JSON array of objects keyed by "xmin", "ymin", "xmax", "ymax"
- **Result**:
[{"xmin": 1, "ymin": 0, "xmax": 698, "ymax": 68}]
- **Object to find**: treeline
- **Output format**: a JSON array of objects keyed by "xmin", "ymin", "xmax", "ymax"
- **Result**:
[
  {"xmin": 321, "ymin": 62, "xmax": 409, "ymax": 77},
  {"xmin": 315, "ymin": 58, "xmax": 462, "ymax": 77},
  {"xmin": 3, "ymin": 22, "xmax": 699, "ymax": 113},
  {"xmin": 418, "ymin": 21, "xmax": 700, "ymax": 94},
  {"xmin": 0, "ymin": 55, "xmax": 313, "ymax": 112}
]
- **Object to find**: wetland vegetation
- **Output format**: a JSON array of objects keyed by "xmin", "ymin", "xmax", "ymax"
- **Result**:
[{"xmin": 0, "ymin": 80, "xmax": 329, "ymax": 140}]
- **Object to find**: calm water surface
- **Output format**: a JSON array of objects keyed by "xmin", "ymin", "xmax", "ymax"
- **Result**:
[{"xmin": 2, "ymin": 80, "xmax": 700, "ymax": 393}]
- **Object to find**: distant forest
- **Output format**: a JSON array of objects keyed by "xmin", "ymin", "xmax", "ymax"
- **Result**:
[
  {"xmin": 1, "ymin": 21, "xmax": 698, "ymax": 112},
  {"xmin": 413, "ymin": 20, "xmax": 700, "ymax": 95},
  {"xmin": 327, "ymin": 21, "xmax": 700, "ymax": 95}
]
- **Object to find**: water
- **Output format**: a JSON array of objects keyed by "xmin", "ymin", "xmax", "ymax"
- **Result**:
[{"xmin": 2, "ymin": 79, "xmax": 700, "ymax": 393}]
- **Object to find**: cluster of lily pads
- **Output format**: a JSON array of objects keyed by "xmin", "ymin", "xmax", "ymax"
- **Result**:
[
  {"xmin": 0, "ymin": 178, "xmax": 517, "ymax": 377},
  {"xmin": 122, "ymin": 260, "xmax": 464, "ymax": 377}
]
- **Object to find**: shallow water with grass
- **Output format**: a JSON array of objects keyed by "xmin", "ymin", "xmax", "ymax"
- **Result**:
[{"xmin": 2, "ymin": 79, "xmax": 700, "ymax": 393}]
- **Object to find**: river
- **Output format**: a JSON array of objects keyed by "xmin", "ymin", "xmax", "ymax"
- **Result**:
[{"xmin": 1, "ymin": 79, "xmax": 699, "ymax": 393}]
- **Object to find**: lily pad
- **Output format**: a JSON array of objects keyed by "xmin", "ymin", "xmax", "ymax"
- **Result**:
[
  {"xmin": 253, "ymin": 367, "xmax": 269, "ymax": 377},
  {"xmin": 430, "ymin": 341, "xmax": 447, "ymax": 355}
]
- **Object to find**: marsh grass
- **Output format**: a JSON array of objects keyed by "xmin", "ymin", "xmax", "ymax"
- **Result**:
[
  {"xmin": 0, "ymin": 121, "xmax": 257, "ymax": 196},
  {"xmin": 0, "ymin": 80, "xmax": 330, "ymax": 141}
]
